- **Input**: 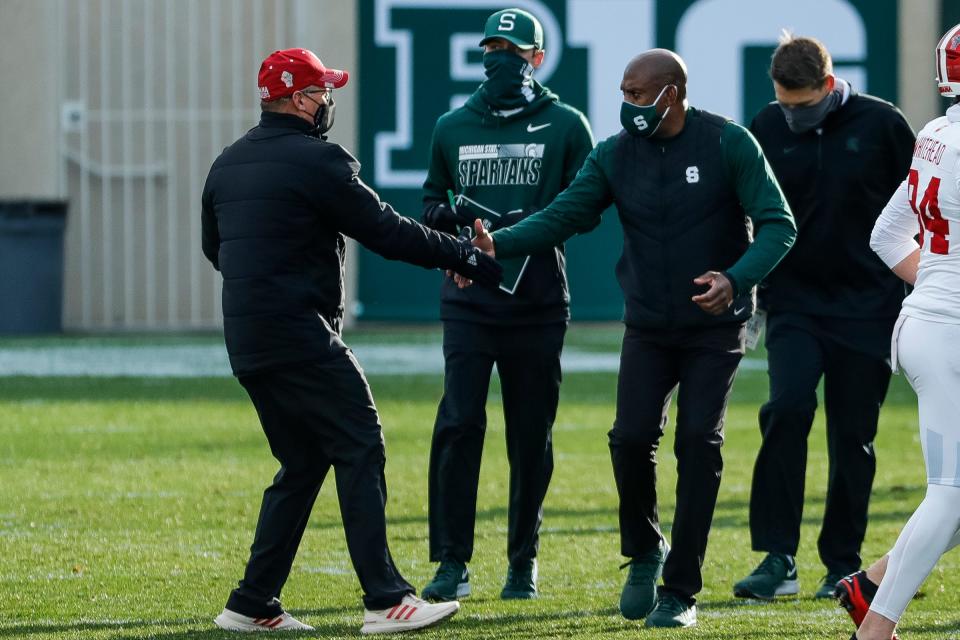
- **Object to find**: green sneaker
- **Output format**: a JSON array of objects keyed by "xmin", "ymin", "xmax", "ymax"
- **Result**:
[
  {"xmin": 619, "ymin": 540, "xmax": 669, "ymax": 620},
  {"xmin": 421, "ymin": 560, "xmax": 470, "ymax": 602},
  {"xmin": 733, "ymin": 553, "xmax": 799, "ymax": 600},
  {"xmin": 500, "ymin": 558, "xmax": 538, "ymax": 599},
  {"xmin": 814, "ymin": 572, "xmax": 845, "ymax": 599},
  {"xmin": 644, "ymin": 591, "xmax": 697, "ymax": 628}
]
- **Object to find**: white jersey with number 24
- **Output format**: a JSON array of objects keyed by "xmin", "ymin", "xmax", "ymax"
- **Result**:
[{"xmin": 872, "ymin": 103, "xmax": 960, "ymax": 323}]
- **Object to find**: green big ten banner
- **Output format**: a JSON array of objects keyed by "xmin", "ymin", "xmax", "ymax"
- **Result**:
[{"xmin": 358, "ymin": 0, "xmax": 897, "ymax": 321}]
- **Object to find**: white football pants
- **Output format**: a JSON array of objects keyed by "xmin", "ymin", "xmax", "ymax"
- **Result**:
[{"xmin": 870, "ymin": 316, "xmax": 960, "ymax": 622}]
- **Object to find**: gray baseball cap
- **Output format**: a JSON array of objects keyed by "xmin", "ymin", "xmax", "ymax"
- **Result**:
[{"xmin": 479, "ymin": 8, "xmax": 544, "ymax": 50}]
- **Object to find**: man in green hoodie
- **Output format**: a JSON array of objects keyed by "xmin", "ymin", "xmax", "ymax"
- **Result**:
[
  {"xmin": 419, "ymin": 8, "xmax": 594, "ymax": 603},
  {"xmin": 473, "ymin": 49, "xmax": 796, "ymax": 628}
]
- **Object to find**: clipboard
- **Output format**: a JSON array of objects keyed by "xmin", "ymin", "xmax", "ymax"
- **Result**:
[
  {"xmin": 498, "ymin": 255, "xmax": 531, "ymax": 295},
  {"xmin": 451, "ymin": 193, "xmax": 531, "ymax": 295}
]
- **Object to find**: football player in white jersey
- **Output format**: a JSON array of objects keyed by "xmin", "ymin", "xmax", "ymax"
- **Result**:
[{"xmin": 839, "ymin": 22, "xmax": 960, "ymax": 640}]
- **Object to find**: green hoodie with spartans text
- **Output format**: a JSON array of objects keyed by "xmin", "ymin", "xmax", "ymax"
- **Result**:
[{"xmin": 422, "ymin": 81, "xmax": 595, "ymax": 325}]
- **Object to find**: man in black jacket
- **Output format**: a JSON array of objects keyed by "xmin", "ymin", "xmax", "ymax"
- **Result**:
[
  {"xmin": 733, "ymin": 34, "xmax": 915, "ymax": 602},
  {"xmin": 202, "ymin": 48, "xmax": 500, "ymax": 635},
  {"xmin": 475, "ymin": 49, "xmax": 796, "ymax": 629}
]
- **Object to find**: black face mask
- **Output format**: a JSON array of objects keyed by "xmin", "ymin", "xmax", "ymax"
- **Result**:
[
  {"xmin": 302, "ymin": 93, "xmax": 336, "ymax": 136},
  {"xmin": 778, "ymin": 88, "xmax": 840, "ymax": 134},
  {"xmin": 480, "ymin": 49, "xmax": 535, "ymax": 110}
]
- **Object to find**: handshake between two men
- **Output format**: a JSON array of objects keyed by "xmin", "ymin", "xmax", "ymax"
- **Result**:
[
  {"xmin": 449, "ymin": 226, "xmax": 503, "ymax": 289},
  {"xmin": 451, "ymin": 218, "xmax": 735, "ymax": 317}
]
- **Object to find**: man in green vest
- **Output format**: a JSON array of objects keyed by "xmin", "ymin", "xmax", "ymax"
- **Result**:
[
  {"xmin": 472, "ymin": 49, "xmax": 796, "ymax": 628},
  {"xmin": 418, "ymin": 7, "xmax": 594, "ymax": 603}
]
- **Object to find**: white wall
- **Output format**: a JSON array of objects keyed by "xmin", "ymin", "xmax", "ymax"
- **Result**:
[
  {"xmin": 0, "ymin": 0, "xmax": 60, "ymax": 198},
  {"xmin": 0, "ymin": 0, "xmax": 361, "ymax": 331}
]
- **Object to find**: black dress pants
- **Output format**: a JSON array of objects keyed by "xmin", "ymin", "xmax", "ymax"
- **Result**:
[
  {"xmin": 226, "ymin": 351, "xmax": 414, "ymax": 615},
  {"xmin": 428, "ymin": 320, "xmax": 566, "ymax": 566},
  {"xmin": 610, "ymin": 323, "xmax": 744, "ymax": 601},
  {"xmin": 749, "ymin": 313, "xmax": 892, "ymax": 574}
]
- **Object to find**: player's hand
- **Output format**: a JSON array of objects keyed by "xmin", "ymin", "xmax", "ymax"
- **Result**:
[
  {"xmin": 472, "ymin": 219, "xmax": 496, "ymax": 257},
  {"xmin": 451, "ymin": 271, "xmax": 472, "ymax": 288},
  {"xmin": 692, "ymin": 271, "xmax": 734, "ymax": 315},
  {"xmin": 451, "ymin": 234, "xmax": 502, "ymax": 288}
]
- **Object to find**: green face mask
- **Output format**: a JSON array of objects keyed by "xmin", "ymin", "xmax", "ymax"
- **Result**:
[
  {"xmin": 620, "ymin": 85, "xmax": 674, "ymax": 138},
  {"xmin": 480, "ymin": 49, "xmax": 535, "ymax": 110}
]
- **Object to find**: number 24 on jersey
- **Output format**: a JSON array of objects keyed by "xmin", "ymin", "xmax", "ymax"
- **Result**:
[{"xmin": 908, "ymin": 168, "xmax": 951, "ymax": 255}]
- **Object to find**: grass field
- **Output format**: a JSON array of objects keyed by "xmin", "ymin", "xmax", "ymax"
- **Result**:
[{"xmin": 0, "ymin": 324, "xmax": 957, "ymax": 639}]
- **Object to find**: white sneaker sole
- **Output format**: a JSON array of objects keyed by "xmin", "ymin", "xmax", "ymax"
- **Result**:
[
  {"xmin": 214, "ymin": 608, "xmax": 313, "ymax": 632},
  {"xmin": 733, "ymin": 579, "xmax": 800, "ymax": 600},
  {"xmin": 774, "ymin": 579, "xmax": 800, "ymax": 596},
  {"xmin": 360, "ymin": 603, "xmax": 459, "ymax": 635}
]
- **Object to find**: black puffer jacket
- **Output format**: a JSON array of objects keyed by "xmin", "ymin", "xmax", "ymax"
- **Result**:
[{"xmin": 202, "ymin": 112, "xmax": 476, "ymax": 376}]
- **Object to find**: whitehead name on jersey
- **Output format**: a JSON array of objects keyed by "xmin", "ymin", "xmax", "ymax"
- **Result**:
[
  {"xmin": 457, "ymin": 143, "xmax": 545, "ymax": 187},
  {"xmin": 874, "ymin": 103, "xmax": 960, "ymax": 323}
]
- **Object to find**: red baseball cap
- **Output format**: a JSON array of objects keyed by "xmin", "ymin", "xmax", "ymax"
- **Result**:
[{"xmin": 257, "ymin": 48, "xmax": 349, "ymax": 101}]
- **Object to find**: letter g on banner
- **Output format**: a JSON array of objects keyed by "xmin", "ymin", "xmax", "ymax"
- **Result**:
[{"xmin": 676, "ymin": 0, "xmax": 867, "ymax": 123}]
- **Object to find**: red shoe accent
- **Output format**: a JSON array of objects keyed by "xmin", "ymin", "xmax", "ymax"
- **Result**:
[
  {"xmin": 836, "ymin": 575, "xmax": 870, "ymax": 626},
  {"xmin": 404, "ymin": 606, "xmax": 418, "ymax": 620},
  {"xmin": 836, "ymin": 574, "xmax": 899, "ymax": 640},
  {"xmin": 386, "ymin": 605, "xmax": 400, "ymax": 619}
]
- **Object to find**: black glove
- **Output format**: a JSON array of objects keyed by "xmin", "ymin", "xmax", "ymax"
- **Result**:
[
  {"xmin": 453, "ymin": 237, "xmax": 503, "ymax": 287},
  {"xmin": 422, "ymin": 202, "xmax": 465, "ymax": 234}
]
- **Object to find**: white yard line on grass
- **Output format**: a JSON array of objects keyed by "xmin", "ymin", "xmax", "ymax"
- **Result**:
[{"xmin": 0, "ymin": 344, "xmax": 767, "ymax": 377}]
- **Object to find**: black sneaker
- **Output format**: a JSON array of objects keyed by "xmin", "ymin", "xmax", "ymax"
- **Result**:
[
  {"xmin": 619, "ymin": 539, "xmax": 669, "ymax": 620},
  {"xmin": 644, "ymin": 591, "xmax": 697, "ymax": 628},
  {"xmin": 500, "ymin": 558, "xmax": 537, "ymax": 599},
  {"xmin": 421, "ymin": 560, "xmax": 470, "ymax": 602},
  {"xmin": 733, "ymin": 553, "xmax": 799, "ymax": 600},
  {"xmin": 814, "ymin": 571, "xmax": 846, "ymax": 599}
]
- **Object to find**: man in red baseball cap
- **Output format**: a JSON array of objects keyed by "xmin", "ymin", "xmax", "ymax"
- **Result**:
[
  {"xmin": 256, "ymin": 48, "xmax": 349, "ymax": 136},
  {"xmin": 205, "ymin": 47, "xmax": 500, "ymax": 635}
]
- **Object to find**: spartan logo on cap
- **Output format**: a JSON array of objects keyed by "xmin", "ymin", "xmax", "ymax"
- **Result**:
[{"xmin": 281, "ymin": 70, "xmax": 294, "ymax": 88}]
